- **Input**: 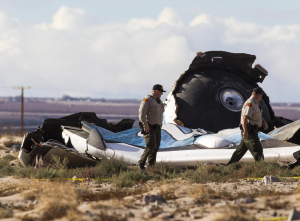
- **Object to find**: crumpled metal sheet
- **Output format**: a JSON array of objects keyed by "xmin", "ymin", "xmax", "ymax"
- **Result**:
[
  {"xmin": 269, "ymin": 120, "xmax": 300, "ymax": 145},
  {"xmin": 162, "ymin": 51, "xmax": 280, "ymax": 133},
  {"xmin": 19, "ymin": 144, "xmax": 98, "ymax": 168}
]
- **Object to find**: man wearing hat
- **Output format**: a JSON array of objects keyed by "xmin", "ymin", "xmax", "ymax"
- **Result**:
[
  {"xmin": 227, "ymin": 87, "xmax": 268, "ymax": 165},
  {"xmin": 137, "ymin": 84, "xmax": 165, "ymax": 170}
]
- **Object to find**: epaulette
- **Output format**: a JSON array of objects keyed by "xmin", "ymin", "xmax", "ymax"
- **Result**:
[
  {"xmin": 143, "ymin": 98, "xmax": 148, "ymax": 102},
  {"xmin": 247, "ymin": 103, "xmax": 252, "ymax": 107}
]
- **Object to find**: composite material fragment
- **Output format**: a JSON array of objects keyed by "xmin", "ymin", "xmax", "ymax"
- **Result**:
[{"xmin": 163, "ymin": 51, "xmax": 292, "ymax": 133}]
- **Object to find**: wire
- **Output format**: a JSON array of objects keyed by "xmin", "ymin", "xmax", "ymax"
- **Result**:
[
  {"xmin": 41, "ymin": 139, "xmax": 68, "ymax": 149},
  {"xmin": 106, "ymin": 143, "xmax": 115, "ymax": 158}
]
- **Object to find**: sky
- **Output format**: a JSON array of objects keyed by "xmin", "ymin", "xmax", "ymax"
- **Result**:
[{"xmin": 0, "ymin": 0, "xmax": 300, "ymax": 102}]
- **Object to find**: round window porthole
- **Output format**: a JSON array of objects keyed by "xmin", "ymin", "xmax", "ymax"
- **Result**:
[{"xmin": 220, "ymin": 89, "xmax": 244, "ymax": 112}]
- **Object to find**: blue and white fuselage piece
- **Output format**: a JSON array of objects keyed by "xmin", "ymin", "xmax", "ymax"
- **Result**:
[{"xmin": 61, "ymin": 121, "xmax": 300, "ymax": 166}]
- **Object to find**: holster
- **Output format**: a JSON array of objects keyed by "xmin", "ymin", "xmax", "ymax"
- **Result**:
[
  {"xmin": 239, "ymin": 124, "xmax": 258, "ymax": 133},
  {"xmin": 139, "ymin": 122, "xmax": 149, "ymax": 134},
  {"xmin": 247, "ymin": 124, "xmax": 258, "ymax": 133}
]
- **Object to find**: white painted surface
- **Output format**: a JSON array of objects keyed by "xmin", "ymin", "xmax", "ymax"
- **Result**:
[
  {"xmin": 194, "ymin": 135, "xmax": 232, "ymax": 148},
  {"xmin": 162, "ymin": 84, "xmax": 178, "ymax": 125},
  {"xmin": 162, "ymin": 123, "xmax": 202, "ymax": 140},
  {"xmin": 62, "ymin": 126, "xmax": 300, "ymax": 166}
]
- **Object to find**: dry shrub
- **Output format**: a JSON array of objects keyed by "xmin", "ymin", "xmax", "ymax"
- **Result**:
[
  {"xmin": 89, "ymin": 203, "xmax": 129, "ymax": 221},
  {"xmin": 3, "ymin": 138, "xmax": 21, "ymax": 149},
  {"xmin": 3, "ymin": 137, "xmax": 16, "ymax": 148},
  {"xmin": 39, "ymin": 183, "xmax": 78, "ymax": 220},
  {"xmin": 146, "ymin": 162, "xmax": 184, "ymax": 178},
  {"xmin": 293, "ymin": 186, "xmax": 300, "ymax": 194},
  {"xmin": 76, "ymin": 158, "xmax": 128, "ymax": 179},
  {"xmin": 49, "ymin": 155, "xmax": 69, "ymax": 170},
  {"xmin": 0, "ymin": 181, "xmax": 31, "ymax": 197},
  {"xmin": 187, "ymin": 184, "xmax": 277, "ymax": 203},
  {"xmin": 159, "ymin": 185, "xmax": 178, "ymax": 200},
  {"xmin": 22, "ymin": 182, "xmax": 79, "ymax": 220},
  {"xmin": 66, "ymin": 209, "xmax": 128, "ymax": 221},
  {"xmin": 189, "ymin": 184, "xmax": 221, "ymax": 204},
  {"xmin": 0, "ymin": 185, "xmax": 24, "ymax": 197},
  {"xmin": 114, "ymin": 170, "xmax": 161, "ymax": 187},
  {"xmin": 265, "ymin": 199, "xmax": 290, "ymax": 209},
  {"xmin": 218, "ymin": 187, "xmax": 279, "ymax": 201},
  {"xmin": 22, "ymin": 181, "xmax": 145, "ymax": 220},
  {"xmin": 2, "ymin": 154, "xmax": 17, "ymax": 161},
  {"xmin": 0, "ymin": 208, "xmax": 13, "ymax": 219},
  {"xmin": 92, "ymin": 212, "xmax": 128, "ymax": 221},
  {"xmin": 214, "ymin": 206, "xmax": 257, "ymax": 221},
  {"xmin": 171, "ymin": 208, "xmax": 189, "ymax": 218},
  {"xmin": 182, "ymin": 161, "xmax": 300, "ymax": 184},
  {"xmin": 91, "ymin": 186, "xmax": 147, "ymax": 203},
  {"xmin": 158, "ymin": 179, "xmax": 191, "ymax": 200},
  {"xmin": 0, "ymin": 159, "xmax": 15, "ymax": 177}
]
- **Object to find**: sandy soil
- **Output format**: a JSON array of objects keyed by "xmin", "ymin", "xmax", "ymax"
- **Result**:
[{"xmin": 1, "ymin": 135, "xmax": 300, "ymax": 221}]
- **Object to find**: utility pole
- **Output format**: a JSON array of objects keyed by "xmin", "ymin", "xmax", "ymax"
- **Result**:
[{"xmin": 13, "ymin": 86, "xmax": 30, "ymax": 136}]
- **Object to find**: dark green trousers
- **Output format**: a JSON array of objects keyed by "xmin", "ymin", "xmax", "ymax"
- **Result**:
[
  {"xmin": 227, "ymin": 128, "xmax": 264, "ymax": 165},
  {"xmin": 138, "ymin": 126, "xmax": 161, "ymax": 167}
]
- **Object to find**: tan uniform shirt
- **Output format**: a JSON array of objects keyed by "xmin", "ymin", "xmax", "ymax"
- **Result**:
[
  {"xmin": 241, "ymin": 96, "xmax": 263, "ymax": 127},
  {"xmin": 139, "ymin": 94, "xmax": 165, "ymax": 128}
]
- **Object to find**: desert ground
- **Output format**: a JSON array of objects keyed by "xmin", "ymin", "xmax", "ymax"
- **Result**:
[{"xmin": 1, "ymin": 135, "xmax": 300, "ymax": 221}]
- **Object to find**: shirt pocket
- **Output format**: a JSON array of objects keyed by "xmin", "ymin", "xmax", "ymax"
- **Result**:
[
  {"xmin": 148, "ymin": 103, "xmax": 159, "ymax": 115},
  {"xmin": 253, "ymin": 109, "xmax": 261, "ymax": 120}
]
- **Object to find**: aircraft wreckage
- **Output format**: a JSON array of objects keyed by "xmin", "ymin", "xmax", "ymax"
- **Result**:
[{"xmin": 19, "ymin": 51, "xmax": 300, "ymax": 168}]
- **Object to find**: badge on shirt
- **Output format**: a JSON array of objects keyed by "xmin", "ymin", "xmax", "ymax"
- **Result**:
[
  {"xmin": 247, "ymin": 103, "xmax": 252, "ymax": 107},
  {"xmin": 143, "ymin": 98, "xmax": 148, "ymax": 102}
]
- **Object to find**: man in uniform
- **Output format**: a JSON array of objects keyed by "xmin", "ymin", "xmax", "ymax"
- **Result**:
[
  {"xmin": 137, "ymin": 84, "xmax": 165, "ymax": 170},
  {"xmin": 227, "ymin": 87, "xmax": 268, "ymax": 165}
]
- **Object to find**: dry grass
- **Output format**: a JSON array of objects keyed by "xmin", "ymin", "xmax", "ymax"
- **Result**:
[
  {"xmin": 76, "ymin": 157, "xmax": 129, "ymax": 179},
  {"xmin": 189, "ymin": 184, "xmax": 225, "ymax": 204},
  {"xmin": 0, "ymin": 208, "xmax": 13, "ymax": 219},
  {"xmin": 4, "ymin": 152, "xmax": 300, "ymax": 187},
  {"xmin": 183, "ymin": 161, "xmax": 300, "ymax": 183},
  {"xmin": 214, "ymin": 206, "xmax": 257, "ymax": 221},
  {"xmin": 21, "ymin": 181, "xmax": 147, "ymax": 220},
  {"xmin": 66, "ymin": 210, "xmax": 128, "ymax": 221},
  {"xmin": 2, "ymin": 154, "xmax": 17, "ymax": 161},
  {"xmin": 3, "ymin": 137, "xmax": 19, "ymax": 148},
  {"xmin": 293, "ymin": 186, "xmax": 300, "ymax": 194},
  {"xmin": 0, "ymin": 184, "xmax": 28, "ymax": 197},
  {"xmin": 265, "ymin": 199, "xmax": 290, "ymax": 209},
  {"xmin": 221, "ymin": 188, "xmax": 279, "ymax": 201},
  {"xmin": 113, "ymin": 170, "xmax": 161, "ymax": 187},
  {"xmin": 95, "ymin": 187, "xmax": 147, "ymax": 201},
  {"xmin": 22, "ymin": 182, "xmax": 80, "ymax": 220},
  {"xmin": 186, "ymin": 183, "xmax": 283, "ymax": 203},
  {"xmin": 159, "ymin": 186, "xmax": 178, "ymax": 200}
]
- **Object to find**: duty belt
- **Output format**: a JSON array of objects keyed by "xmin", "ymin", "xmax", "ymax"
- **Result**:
[
  {"xmin": 239, "ymin": 124, "xmax": 258, "ymax": 132},
  {"xmin": 148, "ymin": 123, "xmax": 160, "ymax": 130}
]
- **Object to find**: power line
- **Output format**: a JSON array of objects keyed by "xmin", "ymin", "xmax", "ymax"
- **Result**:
[{"xmin": 13, "ymin": 86, "xmax": 31, "ymax": 136}]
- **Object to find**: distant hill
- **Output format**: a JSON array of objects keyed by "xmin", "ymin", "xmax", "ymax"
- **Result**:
[{"xmin": 0, "ymin": 96, "xmax": 299, "ymax": 129}]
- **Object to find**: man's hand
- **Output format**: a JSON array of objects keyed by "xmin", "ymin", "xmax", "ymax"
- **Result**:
[
  {"xmin": 144, "ymin": 126, "xmax": 150, "ymax": 134},
  {"xmin": 263, "ymin": 120, "xmax": 268, "ymax": 130},
  {"xmin": 243, "ymin": 130, "xmax": 248, "ymax": 139}
]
